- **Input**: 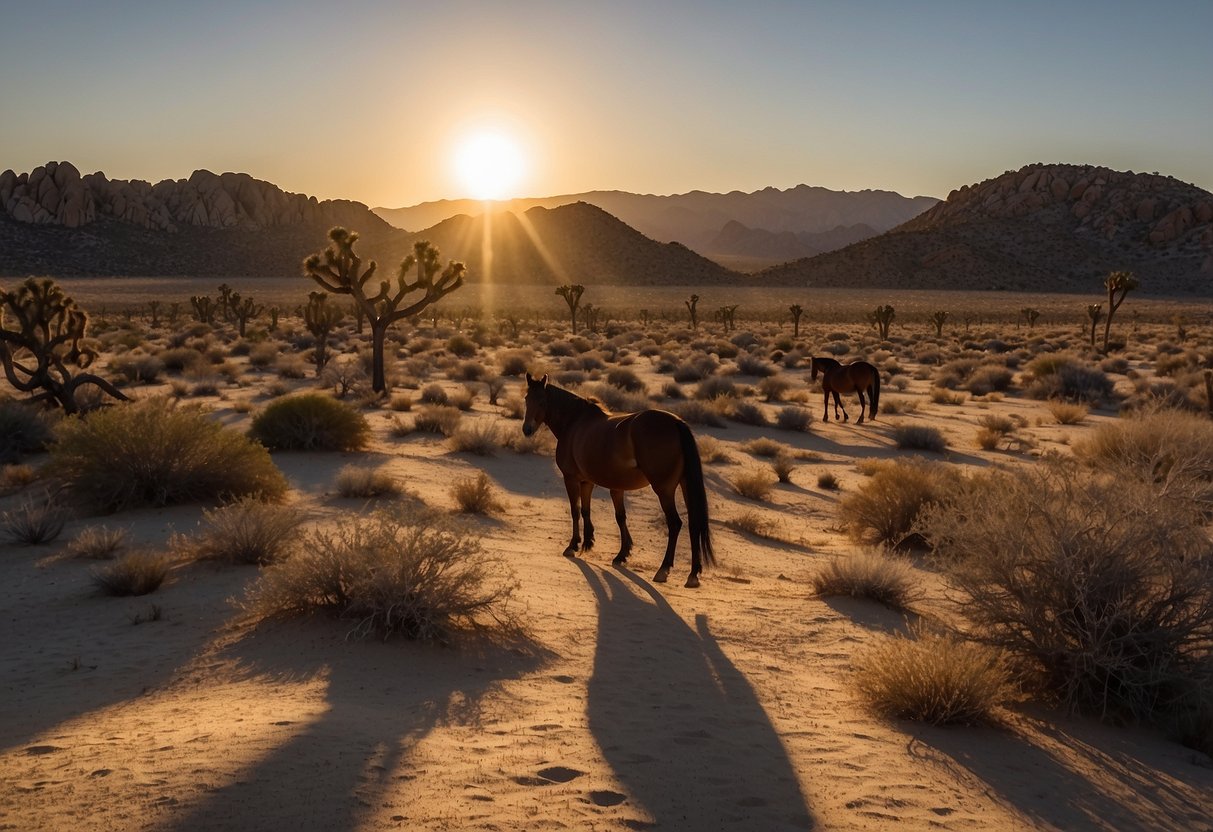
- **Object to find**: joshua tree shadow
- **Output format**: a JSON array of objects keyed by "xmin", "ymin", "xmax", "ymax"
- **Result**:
[
  {"xmin": 161, "ymin": 620, "xmax": 544, "ymax": 831},
  {"xmin": 579, "ymin": 562, "xmax": 815, "ymax": 829}
]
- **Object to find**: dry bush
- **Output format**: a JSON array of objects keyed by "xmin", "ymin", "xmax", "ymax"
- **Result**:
[
  {"xmin": 735, "ymin": 353, "xmax": 777, "ymax": 377},
  {"xmin": 724, "ymin": 509, "xmax": 783, "ymax": 541},
  {"xmin": 696, "ymin": 435, "xmax": 732, "ymax": 464},
  {"xmin": 49, "ymin": 398, "xmax": 287, "ymax": 512},
  {"xmin": 605, "ymin": 367, "xmax": 645, "ymax": 392},
  {"xmin": 731, "ymin": 468, "xmax": 775, "ymax": 500},
  {"xmin": 420, "ymin": 383, "xmax": 449, "ymax": 405},
  {"xmin": 965, "ymin": 365, "xmax": 1014, "ymax": 396},
  {"xmin": 413, "ymin": 405, "xmax": 464, "ymax": 436},
  {"xmin": 448, "ymin": 420, "xmax": 502, "ymax": 456},
  {"xmin": 920, "ymin": 461, "xmax": 1213, "ymax": 724},
  {"xmin": 893, "ymin": 424, "xmax": 947, "ymax": 453},
  {"xmin": 496, "ymin": 349, "xmax": 532, "ymax": 376},
  {"xmin": 811, "ymin": 549, "xmax": 918, "ymax": 610},
  {"xmin": 877, "ymin": 397, "xmax": 917, "ymax": 416},
  {"xmin": 389, "ymin": 392, "xmax": 413, "ymax": 412},
  {"xmin": 249, "ymin": 393, "xmax": 369, "ymax": 451},
  {"xmin": 757, "ymin": 376, "xmax": 792, "ymax": 402},
  {"xmin": 725, "ymin": 400, "xmax": 769, "ymax": 426},
  {"xmin": 817, "ymin": 471, "xmax": 839, "ymax": 490},
  {"xmin": 668, "ymin": 399, "xmax": 728, "ymax": 428},
  {"xmin": 771, "ymin": 452, "xmax": 795, "ymax": 483},
  {"xmin": 929, "ymin": 388, "xmax": 966, "ymax": 405},
  {"xmin": 743, "ymin": 437, "xmax": 787, "ymax": 458},
  {"xmin": 1, "ymin": 493, "xmax": 67, "ymax": 545},
  {"xmin": 500, "ymin": 395, "xmax": 525, "ymax": 420},
  {"xmin": 335, "ymin": 464, "xmax": 401, "ymax": 498},
  {"xmin": 503, "ymin": 429, "xmax": 555, "ymax": 455},
  {"xmin": 109, "ymin": 352, "xmax": 164, "ymax": 384},
  {"xmin": 1074, "ymin": 409, "xmax": 1213, "ymax": 487},
  {"xmin": 1025, "ymin": 354, "xmax": 1115, "ymax": 404},
  {"xmin": 695, "ymin": 376, "xmax": 739, "ymax": 400},
  {"xmin": 178, "ymin": 497, "xmax": 302, "ymax": 565},
  {"xmin": 244, "ymin": 506, "xmax": 518, "ymax": 643},
  {"xmin": 853, "ymin": 628, "xmax": 1012, "ymax": 725},
  {"xmin": 840, "ymin": 458, "xmax": 961, "ymax": 548},
  {"xmin": 451, "ymin": 471, "xmax": 504, "ymax": 514},
  {"xmin": 0, "ymin": 400, "xmax": 55, "ymax": 463},
  {"xmin": 773, "ymin": 406, "xmax": 811, "ymax": 433},
  {"xmin": 92, "ymin": 551, "xmax": 170, "ymax": 596},
  {"xmin": 1, "ymin": 463, "xmax": 37, "ymax": 491},
  {"xmin": 1047, "ymin": 400, "xmax": 1088, "ymax": 424},
  {"xmin": 67, "ymin": 525, "xmax": 128, "ymax": 559}
]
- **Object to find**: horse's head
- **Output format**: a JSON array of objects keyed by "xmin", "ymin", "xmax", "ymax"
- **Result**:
[
  {"xmin": 522, "ymin": 372, "xmax": 549, "ymax": 436},
  {"xmin": 810, "ymin": 356, "xmax": 820, "ymax": 381}
]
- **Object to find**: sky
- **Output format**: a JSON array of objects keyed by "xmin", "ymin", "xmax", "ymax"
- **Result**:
[{"xmin": 3, "ymin": 0, "xmax": 1211, "ymax": 208}]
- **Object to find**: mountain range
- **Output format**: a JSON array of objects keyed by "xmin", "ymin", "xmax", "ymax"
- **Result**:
[{"xmin": 1, "ymin": 160, "xmax": 1210, "ymax": 293}]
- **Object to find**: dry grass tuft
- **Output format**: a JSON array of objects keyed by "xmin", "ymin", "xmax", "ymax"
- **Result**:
[
  {"xmin": 447, "ymin": 420, "xmax": 502, "ymax": 456},
  {"xmin": 450, "ymin": 472, "xmax": 505, "ymax": 515},
  {"xmin": 92, "ymin": 551, "xmax": 171, "ymax": 596},
  {"xmin": 811, "ymin": 549, "xmax": 918, "ymax": 610},
  {"xmin": 1047, "ymin": 401, "xmax": 1089, "ymax": 424},
  {"xmin": 892, "ymin": 423, "xmax": 948, "ymax": 453},
  {"xmin": 839, "ymin": 459, "xmax": 961, "ymax": 548},
  {"xmin": 731, "ymin": 468, "xmax": 775, "ymax": 501},
  {"xmin": 178, "ymin": 497, "xmax": 302, "ymax": 565},
  {"xmin": 335, "ymin": 465, "xmax": 402, "ymax": 499},
  {"xmin": 1, "ymin": 493, "xmax": 67, "ymax": 545},
  {"xmin": 67, "ymin": 525, "xmax": 128, "ymax": 559}
]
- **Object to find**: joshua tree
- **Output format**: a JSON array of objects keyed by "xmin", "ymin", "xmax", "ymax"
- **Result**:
[
  {"xmin": 555, "ymin": 284, "xmax": 585, "ymax": 334},
  {"xmin": 929, "ymin": 310, "xmax": 949, "ymax": 337},
  {"xmin": 789, "ymin": 304, "xmax": 804, "ymax": 338},
  {"xmin": 686, "ymin": 294, "xmax": 700, "ymax": 331},
  {"xmin": 268, "ymin": 306, "xmax": 281, "ymax": 331},
  {"xmin": 190, "ymin": 295, "xmax": 218, "ymax": 324},
  {"xmin": 582, "ymin": 303, "xmax": 599, "ymax": 333},
  {"xmin": 217, "ymin": 283, "xmax": 236, "ymax": 322},
  {"xmin": 147, "ymin": 300, "xmax": 161, "ymax": 328},
  {"xmin": 168, "ymin": 302, "xmax": 181, "ymax": 327},
  {"xmin": 304, "ymin": 227, "xmax": 465, "ymax": 394},
  {"xmin": 350, "ymin": 299, "xmax": 366, "ymax": 334},
  {"xmin": 716, "ymin": 304, "xmax": 738, "ymax": 333},
  {"xmin": 1102, "ymin": 270, "xmax": 1139, "ymax": 353},
  {"xmin": 639, "ymin": 308, "xmax": 650, "ymax": 327},
  {"xmin": 231, "ymin": 293, "xmax": 264, "ymax": 338},
  {"xmin": 1020, "ymin": 307, "xmax": 1040, "ymax": 330},
  {"xmin": 871, "ymin": 304, "xmax": 895, "ymax": 340},
  {"xmin": 0, "ymin": 277, "xmax": 127, "ymax": 413},
  {"xmin": 1086, "ymin": 303, "xmax": 1103, "ymax": 349}
]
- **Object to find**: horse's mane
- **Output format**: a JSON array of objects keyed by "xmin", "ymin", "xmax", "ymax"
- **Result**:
[{"xmin": 547, "ymin": 383, "xmax": 610, "ymax": 417}]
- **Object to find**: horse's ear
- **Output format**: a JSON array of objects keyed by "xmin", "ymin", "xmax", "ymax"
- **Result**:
[
  {"xmin": 540, "ymin": 374, "xmax": 549, "ymax": 387},
  {"xmin": 525, "ymin": 372, "xmax": 533, "ymax": 384}
]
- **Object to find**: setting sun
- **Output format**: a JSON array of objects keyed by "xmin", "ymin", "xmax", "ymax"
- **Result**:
[{"xmin": 452, "ymin": 130, "xmax": 526, "ymax": 201}]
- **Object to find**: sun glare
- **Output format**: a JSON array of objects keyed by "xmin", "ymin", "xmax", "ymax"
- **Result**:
[{"xmin": 452, "ymin": 131, "xmax": 526, "ymax": 201}]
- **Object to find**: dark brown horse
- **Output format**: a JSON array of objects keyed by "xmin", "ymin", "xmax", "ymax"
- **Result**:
[
  {"xmin": 523, "ymin": 373, "xmax": 714, "ymax": 588},
  {"xmin": 810, "ymin": 356, "xmax": 881, "ymax": 424}
]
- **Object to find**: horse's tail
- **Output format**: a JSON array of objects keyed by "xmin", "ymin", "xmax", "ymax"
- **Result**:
[
  {"xmin": 869, "ymin": 365, "xmax": 881, "ymax": 419},
  {"xmin": 677, "ymin": 420, "xmax": 715, "ymax": 569}
]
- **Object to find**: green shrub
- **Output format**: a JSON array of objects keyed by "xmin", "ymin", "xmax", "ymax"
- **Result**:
[
  {"xmin": 244, "ymin": 506, "xmax": 518, "ymax": 643},
  {"xmin": 49, "ymin": 398, "xmax": 287, "ymax": 512},
  {"xmin": 249, "ymin": 393, "xmax": 369, "ymax": 451}
]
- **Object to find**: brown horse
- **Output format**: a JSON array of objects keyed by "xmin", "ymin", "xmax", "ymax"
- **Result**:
[
  {"xmin": 810, "ymin": 356, "xmax": 881, "ymax": 424},
  {"xmin": 522, "ymin": 373, "xmax": 714, "ymax": 588}
]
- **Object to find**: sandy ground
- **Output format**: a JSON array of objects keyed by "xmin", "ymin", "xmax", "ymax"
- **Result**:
[{"xmin": 3, "ymin": 331, "xmax": 1213, "ymax": 832}]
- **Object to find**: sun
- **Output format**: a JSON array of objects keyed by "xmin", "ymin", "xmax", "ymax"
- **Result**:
[{"xmin": 452, "ymin": 130, "xmax": 526, "ymax": 201}]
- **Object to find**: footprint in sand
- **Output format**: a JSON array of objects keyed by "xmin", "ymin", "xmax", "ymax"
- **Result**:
[
  {"xmin": 89, "ymin": 769, "xmax": 113, "ymax": 778},
  {"xmin": 537, "ymin": 766, "xmax": 585, "ymax": 783},
  {"xmin": 589, "ymin": 790, "xmax": 627, "ymax": 807},
  {"xmin": 24, "ymin": 745, "xmax": 62, "ymax": 756},
  {"xmin": 551, "ymin": 674, "xmax": 576, "ymax": 684}
]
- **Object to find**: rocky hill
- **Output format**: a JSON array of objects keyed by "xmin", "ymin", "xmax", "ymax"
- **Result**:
[
  {"xmin": 708, "ymin": 220, "xmax": 879, "ymax": 265},
  {"xmin": 0, "ymin": 162, "xmax": 739, "ymax": 285},
  {"xmin": 756, "ymin": 163, "xmax": 1213, "ymax": 293},
  {"xmin": 375, "ymin": 185, "xmax": 938, "ymax": 257}
]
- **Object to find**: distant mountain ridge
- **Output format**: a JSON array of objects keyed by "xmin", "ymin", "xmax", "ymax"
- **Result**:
[
  {"xmin": 0, "ymin": 162, "xmax": 737, "ymax": 285},
  {"xmin": 374, "ymin": 185, "xmax": 939, "ymax": 266},
  {"xmin": 756, "ymin": 163, "xmax": 1213, "ymax": 293}
]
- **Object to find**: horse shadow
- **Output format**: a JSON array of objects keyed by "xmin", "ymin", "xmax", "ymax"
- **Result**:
[
  {"xmin": 578, "ymin": 562, "xmax": 815, "ymax": 829},
  {"xmin": 159, "ymin": 620, "xmax": 544, "ymax": 831}
]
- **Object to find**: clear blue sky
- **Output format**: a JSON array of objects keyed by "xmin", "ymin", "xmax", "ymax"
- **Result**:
[{"xmin": 3, "ymin": 0, "xmax": 1210, "ymax": 206}]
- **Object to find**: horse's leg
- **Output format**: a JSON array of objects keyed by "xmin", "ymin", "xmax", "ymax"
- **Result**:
[
  {"xmin": 835, "ymin": 391, "xmax": 848, "ymax": 422},
  {"xmin": 610, "ymin": 489, "xmax": 633, "ymax": 565},
  {"xmin": 856, "ymin": 389, "xmax": 867, "ymax": 424},
  {"xmin": 651, "ymin": 486, "xmax": 682, "ymax": 584},
  {"xmin": 562, "ymin": 476, "xmax": 581, "ymax": 557},
  {"xmin": 579, "ymin": 480, "xmax": 595, "ymax": 552},
  {"xmin": 821, "ymin": 388, "xmax": 830, "ymax": 422}
]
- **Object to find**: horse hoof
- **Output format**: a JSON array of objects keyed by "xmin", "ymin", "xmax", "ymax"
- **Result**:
[
  {"xmin": 857, "ymin": 418, "xmax": 865, "ymax": 425},
  {"xmin": 652, "ymin": 568, "xmax": 669, "ymax": 583},
  {"xmin": 562, "ymin": 548, "xmax": 578, "ymax": 558},
  {"xmin": 684, "ymin": 575, "xmax": 701, "ymax": 589},
  {"xmin": 612, "ymin": 555, "xmax": 629, "ymax": 566}
]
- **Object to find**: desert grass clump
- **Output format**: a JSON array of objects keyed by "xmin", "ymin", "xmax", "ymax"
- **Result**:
[
  {"xmin": 450, "ymin": 471, "xmax": 504, "ymax": 515},
  {"xmin": 412, "ymin": 405, "xmax": 464, "ymax": 436},
  {"xmin": 50, "ymin": 398, "xmax": 287, "ymax": 512},
  {"xmin": 67, "ymin": 525, "xmax": 129, "ymax": 559},
  {"xmin": 775, "ymin": 405, "xmax": 812, "ymax": 432},
  {"xmin": 1, "ymin": 493, "xmax": 67, "ymax": 545},
  {"xmin": 929, "ymin": 388, "xmax": 966, "ymax": 406},
  {"xmin": 1025, "ymin": 354, "xmax": 1115, "ymax": 404},
  {"xmin": 811, "ymin": 549, "xmax": 918, "ymax": 610},
  {"xmin": 389, "ymin": 392, "xmax": 413, "ymax": 412},
  {"xmin": 771, "ymin": 452, "xmax": 795, "ymax": 483},
  {"xmin": 921, "ymin": 462, "xmax": 1213, "ymax": 724},
  {"xmin": 1074, "ymin": 408, "xmax": 1213, "ymax": 487},
  {"xmin": 853, "ymin": 629, "xmax": 1011, "ymax": 725},
  {"xmin": 0, "ymin": 400, "xmax": 55, "ymax": 463},
  {"xmin": 448, "ymin": 420, "xmax": 502, "ymax": 456},
  {"xmin": 92, "ymin": 551, "xmax": 170, "ymax": 597},
  {"xmin": 892, "ymin": 423, "xmax": 947, "ymax": 453},
  {"xmin": 724, "ymin": 509, "xmax": 783, "ymax": 541},
  {"xmin": 249, "ymin": 393, "xmax": 369, "ymax": 451},
  {"xmin": 731, "ymin": 468, "xmax": 775, "ymax": 501},
  {"xmin": 696, "ymin": 435, "xmax": 732, "ymax": 464},
  {"xmin": 726, "ymin": 400, "xmax": 769, "ymax": 427},
  {"xmin": 816, "ymin": 470, "xmax": 839, "ymax": 490},
  {"xmin": 244, "ymin": 506, "xmax": 517, "ymax": 643},
  {"xmin": 179, "ymin": 497, "xmax": 302, "ymax": 565},
  {"xmin": 605, "ymin": 367, "xmax": 645, "ymax": 392},
  {"xmin": 335, "ymin": 464, "xmax": 402, "ymax": 499},
  {"xmin": 974, "ymin": 414, "xmax": 1016, "ymax": 451},
  {"xmin": 839, "ymin": 458, "xmax": 960, "ymax": 548},
  {"xmin": 735, "ymin": 353, "xmax": 777, "ymax": 377},
  {"xmin": 419, "ymin": 383, "xmax": 449, "ymax": 405},
  {"xmin": 1047, "ymin": 400, "xmax": 1088, "ymax": 425},
  {"xmin": 1, "ymin": 463, "xmax": 37, "ymax": 492},
  {"xmin": 695, "ymin": 376, "xmax": 738, "ymax": 400},
  {"xmin": 743, "ymin": 437, "xmax": 787, "ymax": 458},
  {"xmin": 668, "ymin": 399, "xmax": 728, "ymax": 428}
]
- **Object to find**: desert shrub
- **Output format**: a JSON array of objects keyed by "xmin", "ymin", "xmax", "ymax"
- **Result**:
[
  {"xmin": 731, "ymin": 468, "xmax": 774, "ymax": 500},
  {"xmin": 178, "ymin": 497, "xmax": 302, "ymax": 565},
  {"xmin": 811, "ymin": 549, "xmax": 918, "ymax": 610},
  {"xmin": 696, "ymin": 435, "xmax": 731, "ymax": 464},
  {"xmin": 245, "ymin": 506, "xmax": 516, "ymax": 643},
  {"xmin": 839, "ymin": 458, "xmax": 961, "ymax": 548},
  {"xmin": 892, "ymin": 424, "xmax": 947, "ymax": 453},
  {"xmin": 275, "ymin": 355, "xmax": 309, "ymax": 379},
  {"xmin": 389, "ymin": 392, "xmax": 413, "ymax": 412},
  {"xmin": 668, "ymin": 399, "xmax": 728, "ymax": 428},
  {"xmin": 853, "ymin": 629, "xmax": 1011, "ymax": 725},
  {"xmin": 449, "ymin": 386, "xmax": 478, "ymax": 411},
  {"xmin": 412, "ymin": 405, "xmax": 464, "ymax": 436},
  {"xmin": 499, "ymin": 396, "xmax": 525, "ymax": 420},
  {"xmin": 672, "ymin": 354, "xmax": 719, "ymax": 383},
  {"xmin": 771, "ymin": 452, "xmax": 795, "ymax": 483},
  {"xmin": 581, "ymin": 382, "xmax": 648, "ymax": 413},
  {"xmin": 449, "ymin": 360, "xmax": 485, "ymax": 383},
  {"xmin": 446, "ymin": 334, "xmax": 477, "ymax": 357},
  {"xmin": 503, "ymin": 429, "xmax": 555, "ymax": 455},
  {"xmin": 775, "ymin": 405, "xmax": 812, "ymax": 432},
  {"xmin": 419, "ymin": 383, "xmax": 449, "ymax": 405},
  {"xmin": 724, "ymin": 400, "xmax": 767, "ymax": 426},
  {"xmin": 335, "ymin": 464, "xmax": 401, "ymax": 498},
  {"xmin": 966, "ymin": 365, "xmax": 1014, "ymax": 396},
  {"xmin": 743, "ymin": 437, "xmax": 787, "ymax": 458},
  {"xmin": 0, "ymin": 463, "xmax": 37, "ymax": 491},
  {"xmin": 816, "ymin": 471, "xmax": 839, "ymax": 490},
  {"xmin": 605, "ymin": 367, "xmax": 645, "ymax": 392},
  {"xmin": 1074, "ymin": 409, "xmax": 1213, "ymax": 488},
  {"xmin": 735, "ymin": 353, "xmax": 777, "ymax": 377},
  {"xmin": 929, "ymin": 388, "xmax": 966, "ymax": 405},
  {"xmin": 247, "ymin": 342, "xmax": 279, "ymax": 369},
  {"xmin": 448, "ymin": 420, "xmax": 502, "ymax": 456},
  {"xmin": 109, "ymin": 352, "xmax": 164, "ymax": 384},
  {"xmin": 50, "ymin": 398, "xmax": 287, "ymax": 512},
  {"xmin": 249, "ymin": 394, "xmax": 368, "ymax": 451},
  {"xmin": 92, "ymin": 551, "xmax": 170, "ymax": 596},
  {"xmin": 1025, "ymin": 355, "xmax": 1114, "ymax": 404},
  {"xmin": 921, "ymin": 462, "xmax": 1213, "ymax": 724},
  {"xmin": 450, "ymin": 471, "xmax": 504, "ymax": 514},
  {"xmin": 823, "ymin": 341, "xmax": 849, "ymax": 356},
  {"xmin": 695, "ymin": 376, "xmax": 738, "ymax": 400},
  {"xmin": 0, "ymin": 400, "xmax": 55, "ymax": 463},
  {"xmin": 158, "ymin": 347, "xmax": 206, "ymax": 373},
  {"xmin": 661, "ymin": 381, "xmax": 685, "ymax": 400},
  {"xmin": 67, "ymin": 525, "xmax": 129, "ymax": 559},
  {"xmin": 496, "ymin": 349, "xmax": 532, "ymax": 376},
  {"xmin": 1, "ymin": 493, "xmax": 67, "ymax": 545},
  {"xmin": 1047, "ymin": 400, "xmax": 1088, "ymax": 424},
  {"xmin": 757, "ymin": 376, "xmax": 792, "ymax": 401},
  {"xmin": 933, "ymin": 358, "xmax": 980, "ymax": 390},
  {"xmin": 724, "ymin": 509, "xmax": 782, "ymax": 541},
  {"xmin": 878, "ymin": 397, "xmax": 918, "ymax": 416}
]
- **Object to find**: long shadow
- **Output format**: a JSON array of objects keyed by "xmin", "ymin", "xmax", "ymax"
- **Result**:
[
  {"xmin": 579, "ymin": 563, "xmax": 815, "ymax": 829},
  {"xmin": 161, "ymin": 621, "xmax": 544, "ymax": 831},
  {"xmin": 906, "ymin": 712, "xmax": 1213, "ymax": 831}
]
